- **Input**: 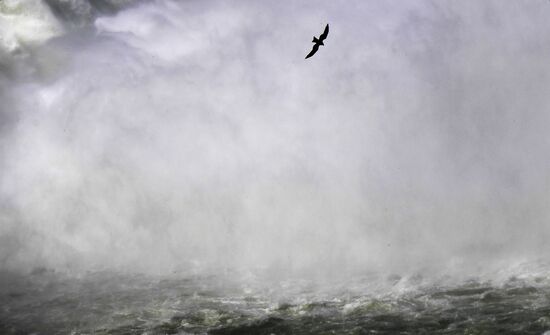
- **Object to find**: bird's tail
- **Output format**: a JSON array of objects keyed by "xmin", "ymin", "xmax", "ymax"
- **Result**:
[{"xmin": 312, "ymin": 37, "xmax": 319, "ymax": 43}]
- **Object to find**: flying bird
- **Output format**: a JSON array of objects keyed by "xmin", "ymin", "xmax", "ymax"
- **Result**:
[{"xmin": 305, "ymin": 24, "xmax": 329, "ymax": 59}]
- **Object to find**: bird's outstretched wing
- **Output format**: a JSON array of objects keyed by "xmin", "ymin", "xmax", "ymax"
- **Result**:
[
  {"xmin": 305, "ymin": 44, "xmax": 320, "ymax": 59},
  {"xmin": 319, "ymin": 24, "xmax": 329, "ymax": 41}
]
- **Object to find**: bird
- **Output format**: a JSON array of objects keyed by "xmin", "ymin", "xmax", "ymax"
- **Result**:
[{"xmin": 305, "ymin": 24, "xmax": 329, "ymax": 59}]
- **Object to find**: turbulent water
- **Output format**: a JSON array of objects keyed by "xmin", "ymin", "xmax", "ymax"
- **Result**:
[
  {"xmin": 3, "ymin": 267, "xmax": 550, "ymax": 334},
  {"xmin": 4, "ymin": 0, "xmax": 550, "ymax": 334}
]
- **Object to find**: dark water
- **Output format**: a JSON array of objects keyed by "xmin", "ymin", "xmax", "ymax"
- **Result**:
[{"xmin": 2, "ymin": 270, "xmax": 550, "ymax": 335}]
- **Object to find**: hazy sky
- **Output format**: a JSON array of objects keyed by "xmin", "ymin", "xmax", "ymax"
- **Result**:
[{"xmin": 2, "ymin": 0, "xmax": 550, "ymax": 278}]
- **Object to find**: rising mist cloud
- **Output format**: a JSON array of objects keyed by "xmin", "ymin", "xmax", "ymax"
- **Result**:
[{"xmin": 1, "ymin": 0, "xmax": 550, "ymax": 279}]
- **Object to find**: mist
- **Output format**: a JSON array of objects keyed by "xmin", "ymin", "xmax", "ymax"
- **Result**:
[{"xmin": 2, "ymin": 0, "xmax": 550, "ymax": 280}]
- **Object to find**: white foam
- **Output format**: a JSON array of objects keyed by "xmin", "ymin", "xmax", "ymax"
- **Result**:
[{"xmin": 0, "ymin": 0, "xmax": 64, "ymax": 54}]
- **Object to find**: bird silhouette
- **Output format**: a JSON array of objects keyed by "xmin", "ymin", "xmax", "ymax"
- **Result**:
[{"xmin": 305, "ymin": 24, "xmax": 329, "ymax": 59}]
